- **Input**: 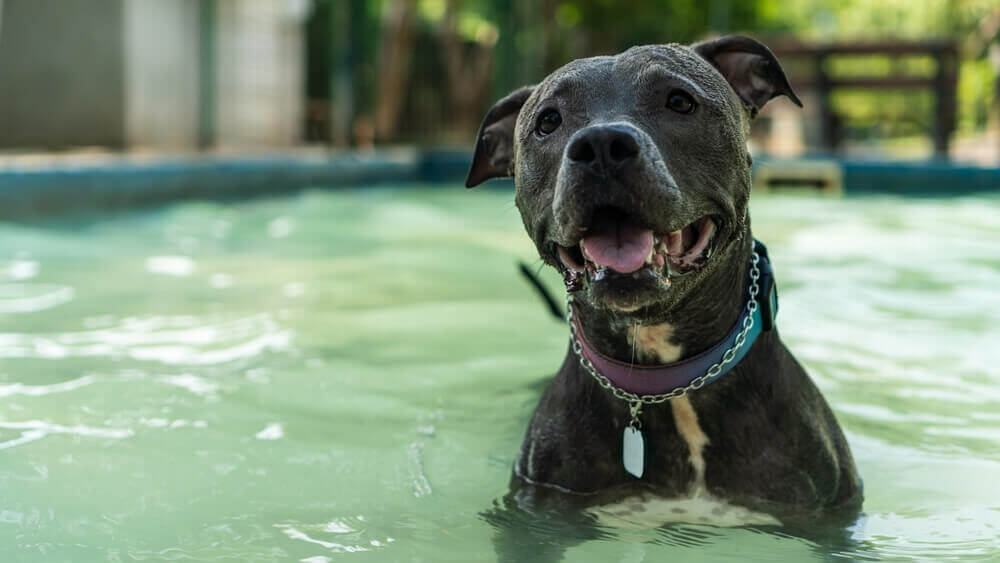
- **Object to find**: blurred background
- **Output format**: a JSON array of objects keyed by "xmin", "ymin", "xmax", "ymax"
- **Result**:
[
  {"xmin": 2, "ymin": 3, "xmax": 1000, "ymax": 561},
  {"xmin": 1, "ymin": 0, "xmax": 998, "ymax": 164}
]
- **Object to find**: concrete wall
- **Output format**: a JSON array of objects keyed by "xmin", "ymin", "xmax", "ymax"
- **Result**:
[
  {"xmin": 0, "ymin": 0, "xmax": 125, "ymax": 149},
  {"xmin": 215, "ymin": 0, "xmax": 307, "ymax": 147},
  {"xmin": 123, "ymin": 0, "xmax": 309, "ymax": 149},
  {"xmin": 123, "ymin": 0, "xmax": 200, "ymax": 149},
  {"xmin": 0, "ymin": 0, "xmax": 309, "ymax": 151}
]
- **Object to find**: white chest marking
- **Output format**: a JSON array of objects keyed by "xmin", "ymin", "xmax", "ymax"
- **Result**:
[
  {"xmin": 628, "ymin": 323, "xmax": 711, "ymax": 495},
  {"xmin": 628, "ymin": 323, "xmax": 683, "ymax": 363},
  {"xmin": 670, "ymin": 396, "xmax": 709, "ymax": 495},
  {"xmin": 589, "ymin": 494, "xmax": 781, "ymax": 529},
  {"xmin": 597, "ymin": 324, "xmax": 773, "ymax": 527}
]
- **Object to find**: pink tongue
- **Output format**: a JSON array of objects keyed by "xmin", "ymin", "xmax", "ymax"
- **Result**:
[{"xmin": 581, "ymin": 219, "xmax": 654, "ymax": 274}]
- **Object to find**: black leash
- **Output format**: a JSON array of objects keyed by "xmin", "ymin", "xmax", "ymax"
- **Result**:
[{"xmin": 517, "ymin": 261, "xmax": 566, "ymax": 323}]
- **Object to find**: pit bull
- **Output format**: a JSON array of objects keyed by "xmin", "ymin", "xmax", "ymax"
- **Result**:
[{"xmin": 465, "ymin": 35, "xmax": 862, "ymax": 531}]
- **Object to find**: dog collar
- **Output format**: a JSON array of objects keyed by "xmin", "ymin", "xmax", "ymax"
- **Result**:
[
  {"xmin": 568, "ymin": 240, "xmax": 778, "ymax": 396},
  {"xmin": 566, "ymin": 240, "xmax": 778, "ymax": 478}
]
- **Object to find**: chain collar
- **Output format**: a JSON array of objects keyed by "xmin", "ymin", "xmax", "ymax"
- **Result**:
[{"xmin": 567, "ymin": 248, "xmax": 769, "ymax": 428}]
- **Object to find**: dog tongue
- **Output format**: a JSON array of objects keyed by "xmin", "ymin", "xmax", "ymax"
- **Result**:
[{"xmin": 581, "ymin": 217, "xmax": 654, "ymax": 274}]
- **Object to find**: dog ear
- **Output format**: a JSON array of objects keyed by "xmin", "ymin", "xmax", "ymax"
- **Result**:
[
  {"xmin": 466, "ymin": 86, "xmax": 535, "ymax": 188},
  {"xmin": 692, "ymin": 35, "xmax": 802, "ymax": 116}
]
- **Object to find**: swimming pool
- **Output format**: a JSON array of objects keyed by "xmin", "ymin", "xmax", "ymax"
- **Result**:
[{"xmin": 1, "ymin": 186, "xmax": 998, "ymax": 561}]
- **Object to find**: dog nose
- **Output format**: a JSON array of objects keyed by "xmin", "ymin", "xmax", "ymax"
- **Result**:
[{"xmin": 566, "ymin": 124, "xmax": 640, "ymax": 175}]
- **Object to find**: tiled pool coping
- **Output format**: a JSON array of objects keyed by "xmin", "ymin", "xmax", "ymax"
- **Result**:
[
  {"xmin": 0, "ymin": 149, "xmax": 996, "ymax": 220},
  {"xmin": 0, "ymin": 149, "xmax": 427, "ymax": 220}
]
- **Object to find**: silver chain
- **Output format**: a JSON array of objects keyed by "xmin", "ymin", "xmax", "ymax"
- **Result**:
[{"xmin": 567, "ymin": 251, "xmax": 761, "ymax": 428}]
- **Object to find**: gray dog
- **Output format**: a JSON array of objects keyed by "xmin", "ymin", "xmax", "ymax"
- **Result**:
[{"xmin": 466, "ymin": 35, "xmax": 862, "ymax": 529}]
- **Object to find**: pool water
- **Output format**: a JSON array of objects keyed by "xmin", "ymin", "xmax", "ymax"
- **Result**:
[{"xmin": 1, "ymin": 186, "xmax": 998, "ymax": 562}]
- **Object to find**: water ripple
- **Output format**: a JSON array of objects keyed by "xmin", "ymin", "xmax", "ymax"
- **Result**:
[
  {"xmin": 255, "ymin": 423, "xmax": 284, "ymax": 440},
  {"xmin": 0, "ymin": 313, "xmax": 291, "ymax": 365},
  {"xmin": 145, "ymin": 256, "xmax": 194, "ymax": 277},
  {"xmin": 0, "ymin": 259, "xmax": 39, "ymax": 281},
  {"xmin": 0, "ymin": 284, "xmax": 74, "ymax": 313},
  {"xmin": 274, "ymin": 517, "xmax": 394, "ymax": 557},
  {"xmin": 0, "ymin": 375, "xmax": 95, "ymax": 398},
  {"xmin": 0, "ymin": 420, "xmax": 132, "ymax": 450}
]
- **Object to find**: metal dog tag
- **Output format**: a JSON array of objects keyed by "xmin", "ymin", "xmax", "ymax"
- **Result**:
[{"xmin": 623, "ymin": 426, "xmax": 644, "ymax": 478}]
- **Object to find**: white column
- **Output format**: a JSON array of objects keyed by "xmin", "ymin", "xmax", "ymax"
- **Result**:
[
  {"xmin": 123, "ymin": 0, "xmax": 200, "ymax": 150},
  {"xmin": 215, "ymin": 0, "xmax": 309, "ymax": 148}
]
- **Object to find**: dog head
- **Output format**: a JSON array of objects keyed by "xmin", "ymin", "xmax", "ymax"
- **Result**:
[{"xmin": 467, "ymin": 36, "xmax": 799, "ymax": 317}]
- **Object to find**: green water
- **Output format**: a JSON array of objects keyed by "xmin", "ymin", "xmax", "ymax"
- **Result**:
[{"xmin": 1, "ymin": 186, "xmax": 998, "ymax": 562}]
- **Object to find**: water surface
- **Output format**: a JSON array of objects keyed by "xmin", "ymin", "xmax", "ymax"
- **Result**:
[{"xmin": 1, "ymin": 187, "xmax": 998, "ymax": 561}]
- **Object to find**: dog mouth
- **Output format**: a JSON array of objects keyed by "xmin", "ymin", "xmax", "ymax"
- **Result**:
[{"xmin": 556, "ymin": 210, "xmax": 719, "ymax": 284}]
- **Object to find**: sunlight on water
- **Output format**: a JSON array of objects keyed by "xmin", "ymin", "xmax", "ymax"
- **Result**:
[{"xmin": 0, "ymin": 187, "xmax": 997, "ymax": 561}]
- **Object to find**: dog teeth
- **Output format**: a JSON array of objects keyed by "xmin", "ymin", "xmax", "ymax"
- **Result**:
[
  {"xmin": 667, "ymin": 230, "xmax": 684, "ymax": 256},
  {"xmin": 579, "ymin": 241, "xmax": 593, "ymax": 263},
  {"xmin": 593, "ymin": 267, "xmax": 607, "ymax": 281}
]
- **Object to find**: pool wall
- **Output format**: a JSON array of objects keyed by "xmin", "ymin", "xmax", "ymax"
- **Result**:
[{"xmin": 0, "ymin": 149, "xmax": 997, "ymax": 220}]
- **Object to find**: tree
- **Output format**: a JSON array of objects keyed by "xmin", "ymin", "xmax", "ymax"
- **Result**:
[
  {"xmin": 439, "ymin": 0, "xmax": 497, "ymax": 141},
  {"xmin": 375, "ymin": 0, "xmax": 418, "ymax": 141}
]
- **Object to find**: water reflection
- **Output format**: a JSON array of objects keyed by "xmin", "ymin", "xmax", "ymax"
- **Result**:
[
  {"xmin": 0, "ymin": 259, "xmax": 40, "ymax": 281},
  {"xmin": 0, "ymin": 420, "xmax": 132, "ymax": 450},
  {"xmin": 274, "ymin": 517, "xmax": 395, "ymax": 557},
  {"xmin": 0, "ymin": 374, "xmax": 95, "ymax": 398},
  {"xmin": 0, "ymin": 314, "xmax": 291, "ymax": 365},
  {"xmin": 0, "ymin": 284, "xmax": 73, "ymax": 313}
]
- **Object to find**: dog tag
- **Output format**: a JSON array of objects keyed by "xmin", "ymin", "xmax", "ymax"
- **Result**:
[{"xmin": 623, "ymin": 426, "xmax": 644, "ymax": 478}]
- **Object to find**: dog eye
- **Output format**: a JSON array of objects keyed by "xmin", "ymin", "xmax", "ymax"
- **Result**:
[
  {"xmin": 666, "ymin": 90, "xmax": 696, "ymax": 114},
  {"xmin": 536, "ymin": 110, "xmax": 562, "ymax": 135}
]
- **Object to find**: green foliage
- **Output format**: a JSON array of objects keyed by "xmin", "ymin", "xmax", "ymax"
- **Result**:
[
  {"xmin": 418, "ymin": 0, "xmax": 498, "ymax": 42},
  {"xmin": 546, "ymin": 0, "xmax": 760, "ymax": 55},
  {"xmin": 350, "ymin": 0, "xmax": 997, "ymax": 141},
  {"xmin": 518, "ymin": 0, "xmax": 998, "ymax": 138},
  {"xmin": 752, "ymin": 0, "xmax": 994, "ymax": 39},
  {"xmin": 958, "ymin": 58, "xmax": 996, "ymax": 131}
]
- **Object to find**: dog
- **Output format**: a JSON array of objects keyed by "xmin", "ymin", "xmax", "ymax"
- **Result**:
[{"xmin": 465, "ymin": 35, "xmax": 862, "ymax": 530}]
